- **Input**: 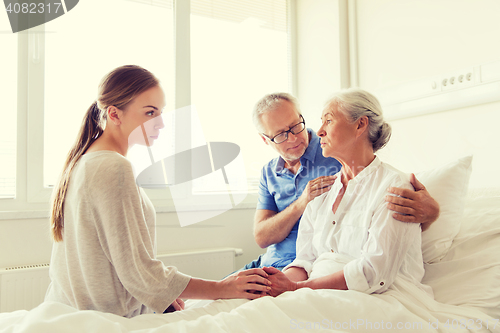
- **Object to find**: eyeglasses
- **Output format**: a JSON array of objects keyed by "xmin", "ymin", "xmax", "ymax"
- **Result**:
[{"xmin": 263, "ymin": 115, "xmax": 306, "ymax": 144}]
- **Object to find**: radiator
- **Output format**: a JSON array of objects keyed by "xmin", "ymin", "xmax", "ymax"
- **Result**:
[
  {"xmin": 0, "ymin": 247, "xmax": 242, "ymax": 313},
  {"xmin": 0, "ymin": 264, "xmax": 51, "ymax": 313}
]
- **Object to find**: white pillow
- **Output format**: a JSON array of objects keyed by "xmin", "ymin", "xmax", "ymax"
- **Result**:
[
  {"xmin": 423, "ymin": 194, "xmax": 500, "ymax": 318},
  {"xmin": 417, "ymin": 155, "xmax": 473, "ymax": 264}
]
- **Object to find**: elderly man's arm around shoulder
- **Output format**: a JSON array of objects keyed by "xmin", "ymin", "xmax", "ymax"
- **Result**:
[{"xmin": 385, "ymin": 173, "xmax": 440, "ymax": 231}]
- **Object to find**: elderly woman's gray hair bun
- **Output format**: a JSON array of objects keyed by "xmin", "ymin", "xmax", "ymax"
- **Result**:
[
  {"xmin": 372, "ymin": 122, "xmax": 391, "ymax": 152},
  {"xmin": 326, "ymin": 88, "xmax": 391, "ymax": 152}
]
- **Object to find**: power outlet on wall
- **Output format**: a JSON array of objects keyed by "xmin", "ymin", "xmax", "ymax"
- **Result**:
[
  {"xmin": 377, "ymin": 59, "xmax": 500, "ymax": 120},
  {"xmin": 439, "ymin": 67, "xmax": 476, "ymax": 91}
]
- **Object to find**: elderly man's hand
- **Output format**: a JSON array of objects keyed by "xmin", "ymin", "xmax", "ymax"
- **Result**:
[
  {"xmin": 298, "ymin": 175, "xmax": 337, "ymax": 208},
  {"xmin": 385, "ymin": 173, "xmax": 440, "ymax": 230},
  {"xmin": 261, "ymin": 267, "xmax": 298, "ymax": 297}
]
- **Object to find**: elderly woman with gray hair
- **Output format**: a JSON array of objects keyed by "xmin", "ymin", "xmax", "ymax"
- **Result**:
[{"xmin": 262, "ymin": 88, "xmax": 433, "ymax": 297}]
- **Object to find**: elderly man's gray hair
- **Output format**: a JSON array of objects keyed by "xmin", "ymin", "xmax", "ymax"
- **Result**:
[
  {"xmin": 325, "ymin": 88, "xmax": 391, "ymax": 152},
  {"xmin": 252, "ymin": 92, "xmax": 302, "ymax": 133}
]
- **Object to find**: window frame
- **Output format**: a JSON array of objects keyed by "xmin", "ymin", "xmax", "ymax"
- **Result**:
[{"xmin": 0, "ymin": 0, "xmax": 297, "ymax": 219}]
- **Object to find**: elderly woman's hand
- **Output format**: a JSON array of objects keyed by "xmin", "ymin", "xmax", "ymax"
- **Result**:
[{"xmin": 261, "ymin": 267, "xmax": 298, "ymax": 297}]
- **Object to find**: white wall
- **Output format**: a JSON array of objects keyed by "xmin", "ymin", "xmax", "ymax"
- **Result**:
[
  {"xmin": 355, "ymin": 0, "xmax": 500, "ymax": 188},
  {"xmin": 356, "ymin": 0, "xmax": 500, "ymax": 91},
  {"xmin": 295, "ymin": 0, "xmax": 344, "ymax": 131},
  {"xmin": 0, "ymin": 218, "xmax": 53, "ymax": 268},
  {"xmin": 0, "ymin": 206, "xmax": 265, "ymax": 271}
]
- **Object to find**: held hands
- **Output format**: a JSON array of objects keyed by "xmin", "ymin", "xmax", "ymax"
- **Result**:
[
  {"xmin": 219, "ymin": 268, "xmax": 272, "ymax": 300},
  {"xmin": 217, "ymin": 267, "xmax": 298, "ymax": 300},
  {"xmin": 260, "ymin": 267, "xmax": 298, "ymax": 297},
  {"xmin": 298, "ymin": 175, "xmax": 337, "ymax": 208},
  {"xmin": 385, "ymin": 173, "xmax": 440, "ymax": 230}
]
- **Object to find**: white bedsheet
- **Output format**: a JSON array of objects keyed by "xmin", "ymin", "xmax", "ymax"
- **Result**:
[
  {"xmin": 0, "ymin": 282, "xmax": 498, "ymax": 333},
  {"xmin": 1, "ymin": 194, "xmax": 499, "ymax": 333}
]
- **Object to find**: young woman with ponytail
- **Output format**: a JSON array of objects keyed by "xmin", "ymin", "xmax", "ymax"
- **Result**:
[
  {"xmin": 50, "ymin": 101, "xmax": 103, "ymax": 242},
  {"xmin": 45, "ymin": 65, "xmax": 271, "ymax": 317}
]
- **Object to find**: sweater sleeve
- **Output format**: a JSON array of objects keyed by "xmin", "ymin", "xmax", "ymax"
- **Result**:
[{"xmin": 86, "ymin": 155, "xmax": 191, "ymax": 313}]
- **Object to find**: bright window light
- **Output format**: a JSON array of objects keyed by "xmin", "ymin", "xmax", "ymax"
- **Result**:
[
  {"xmin": 190, "ymin": 0, "xmax": 289, "ymax": 193},
  {"xmin": 0, "ymin": 16, "xmax": 17, "ymax": 198},
  {"xmin": 43, "ymin": 0, "xmax": 174, "ymax": 187}
]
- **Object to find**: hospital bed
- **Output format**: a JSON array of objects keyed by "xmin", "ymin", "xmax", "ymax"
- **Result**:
[{"xmin": 0, "ymin": 155, "xmax": 499, "ymax": 332}]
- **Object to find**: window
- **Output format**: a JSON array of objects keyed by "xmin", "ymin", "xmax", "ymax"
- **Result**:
[
  {"xmin": 0, "ymin": 17, "xmax": 17, "ymax": 198},
  {"xmin": 190, "ymin": 0, "xmax": 290, "ymax": 193},
  {"xmin": 43, "ymin": 0, "xmax": 175, "ymax": 187},
  {"xmin": 1, "ymin": 0, "xmax": 294, "ymax": 213}
]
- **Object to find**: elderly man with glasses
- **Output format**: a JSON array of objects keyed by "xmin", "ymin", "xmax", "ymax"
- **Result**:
[{"xmin": 243, "ymin": 92, "xmax": 440, "ymax": 271}]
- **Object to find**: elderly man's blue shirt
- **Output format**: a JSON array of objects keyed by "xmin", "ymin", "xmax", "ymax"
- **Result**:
[{"xmin": 257, "ymin": 129, "xmax": 342, "ymax": 268}]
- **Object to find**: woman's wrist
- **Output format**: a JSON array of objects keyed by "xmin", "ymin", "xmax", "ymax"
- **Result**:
[
  {"xmin": 296, "ymin": 280, "xmax": 307, "ymax": 290},
  {"xmin": 180, "ymin": 278, "xmax": 219, "ymax": 300},
  {"xmin": 212, "ymin": 280, "xmax": 226, "ymax": 299}
]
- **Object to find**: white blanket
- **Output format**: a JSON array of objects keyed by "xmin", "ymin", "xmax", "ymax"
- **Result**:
[
  {"xmin": 1, "ymin": 195, "xmax": 499, "ymax": 333},
  {"xmin": 1, "ymin": 283, "xmax": 497, "ymax": 333}
]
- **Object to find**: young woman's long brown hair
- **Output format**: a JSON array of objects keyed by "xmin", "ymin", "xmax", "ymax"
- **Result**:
[{"xmin": 50, "ymin": 65, "xmax": 160, "ymax": 242}]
